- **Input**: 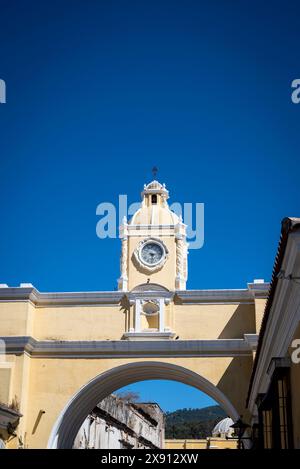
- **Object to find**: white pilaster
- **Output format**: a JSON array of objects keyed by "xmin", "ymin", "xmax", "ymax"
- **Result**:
[
  {"xmin": 159, "ymin": 298, "xmax": 164, "ymax": 332},
  {"xmin": 118, "ymin": 217, "xmax": 129, "ymax": 291},
  {"xmin": 135, "ymin": 299, "xmax": 141, "ymax": 332},
  {"xmin": 175, "ymin": 219, "xmax": 188, "ymax": 291}
]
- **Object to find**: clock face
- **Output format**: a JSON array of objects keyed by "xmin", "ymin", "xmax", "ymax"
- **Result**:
[{"xmin": 140, "ymin": 242, "xmax": 164, "ymax": 266}]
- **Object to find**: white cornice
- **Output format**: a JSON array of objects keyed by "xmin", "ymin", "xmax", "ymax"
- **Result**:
[
  {"xmin": 0, "ymin": 285, "xmax": 269, "ymax": 307},
  {"xmin": 176, "ymin": 289, "xmax": 258, "ymax": 304},
  {"xmin": 0, "ymin": 287, "xmax": 124, "ymax": 306},
  {"xmin": 1, "ymin": 336, "xmax": 254, "ymax": 358},
  {"xmin": 247, "ymin": 282, "xmax": 270, "ymax": 299}
]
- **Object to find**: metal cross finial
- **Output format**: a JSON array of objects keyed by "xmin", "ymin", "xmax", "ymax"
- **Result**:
[{"xmin": 152, "ymin": 166, "xmax": 158, "ymax": 178}]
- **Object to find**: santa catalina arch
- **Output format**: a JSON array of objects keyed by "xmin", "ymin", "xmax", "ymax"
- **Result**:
[{"xmin": 0, "ymin": 179, "xmax": 269, "ymax": 448}]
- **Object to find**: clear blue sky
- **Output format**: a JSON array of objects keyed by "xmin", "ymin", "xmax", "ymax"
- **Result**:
[
  {"xmin": 0, "ymin": 0, "xmax": 299, "ymax": 292},
  {"xmin": 117, "ymin": 380, "xmax": 216, "ymax": 413},
  {"xmin": 0, "ymin": 1, "xmax": 299, "ymax": 410}
]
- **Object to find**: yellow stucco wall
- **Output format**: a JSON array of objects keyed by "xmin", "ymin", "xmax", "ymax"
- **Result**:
[
  {"xmin": 2, "ymin": 354, "xmax": 252, "ymax": 448},
  {"xmin": 33, "ymin": 305, "xmax": 125, "ymax": 341},
  {"xmin": 165, "ymin": 438, "xmax": 238, "ymax": 449},
  {"xmin": 207, "ymin": 438, "xmax": 238, "ymax": 449},
  {"xmin": 253, "ymin": 298, "xmax": 267, "ymax": 333},
  {"xmin": 0, "ymin": 299, "xmax": 258, "ymax": 341},
  {"xmin": 174, "ymin": 303, "xmax": 256, "ymax": 339},
  {"xmin": 165, "ymin": 439, "xmax": 207, "ymax": 449},
  {"xmin": 0, "ymin": 302, "xmax": 35, "ymax": 336},
  {"xmin": 0, "ymin": 291, "xmax": 259, "ymax": 448}
]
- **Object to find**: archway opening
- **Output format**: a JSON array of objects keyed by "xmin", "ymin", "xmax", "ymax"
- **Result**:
[
  {"xmin": 74, "ymin": 379, "xmax": 233, "ymax": 449},
  {"xmin": 48, "ymin": 361, "xmax": 240, "ymax": 449}
]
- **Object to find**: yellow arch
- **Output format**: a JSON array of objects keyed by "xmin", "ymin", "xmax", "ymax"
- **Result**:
[{"xmin": 48, "ymin": 361, "xmax": 240, "ymax": 448}]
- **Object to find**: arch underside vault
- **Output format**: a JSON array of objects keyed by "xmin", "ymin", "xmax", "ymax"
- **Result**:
[{"xmin": 48, "ymin": 361, "xmax": 240, "ymax": 449}]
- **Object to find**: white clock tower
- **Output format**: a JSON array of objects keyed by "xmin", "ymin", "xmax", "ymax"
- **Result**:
[{"xmin": 118, "ymin": 179, "xmax": 188, "ymax": 293}]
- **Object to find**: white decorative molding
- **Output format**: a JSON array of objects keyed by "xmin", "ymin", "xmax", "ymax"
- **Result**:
[
  {"xmin": 175, "ymin": 238, "xmax": 185, "ymax": 290},
  {"xmin": 118, "ymin": 217, "xmax": 129, "ymax": 291},
  {"xmin": 141, "ymin": 180, "xmax": 169, "ymax": 199},
  {"xmin": 118, "ymin": 238, "xmax": 128, "ymax": 291},
  {"xmin": 133, "ymin": 296, "xmax": 167, "ymax": 334},
  {"xmin": 132, "ymin": 237, "xmax": 169, "ymax": 273},
  {"xmin": 175, "ymin": 220, "xmax": 188, "ymax": 290}
]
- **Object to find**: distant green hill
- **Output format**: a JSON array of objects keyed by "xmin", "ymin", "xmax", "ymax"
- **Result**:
[{"xmin": 165, "ymin": 405, "xmax": 227, "ymax": 439}]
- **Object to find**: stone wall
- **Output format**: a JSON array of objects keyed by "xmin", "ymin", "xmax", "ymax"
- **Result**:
[{"xmin": 73, "ymin": 395, "xmax": 164, "ymax": 449}]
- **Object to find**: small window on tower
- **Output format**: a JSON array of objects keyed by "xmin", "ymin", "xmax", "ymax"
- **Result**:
[{"xmin": 151, "ymin": 194, "xmax": 157, "ymax": 204}]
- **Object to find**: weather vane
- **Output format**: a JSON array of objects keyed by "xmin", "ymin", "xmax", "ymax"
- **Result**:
[{"xmin": 152, "ymin": 166, "xmax": 158, "ymax": 178}]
